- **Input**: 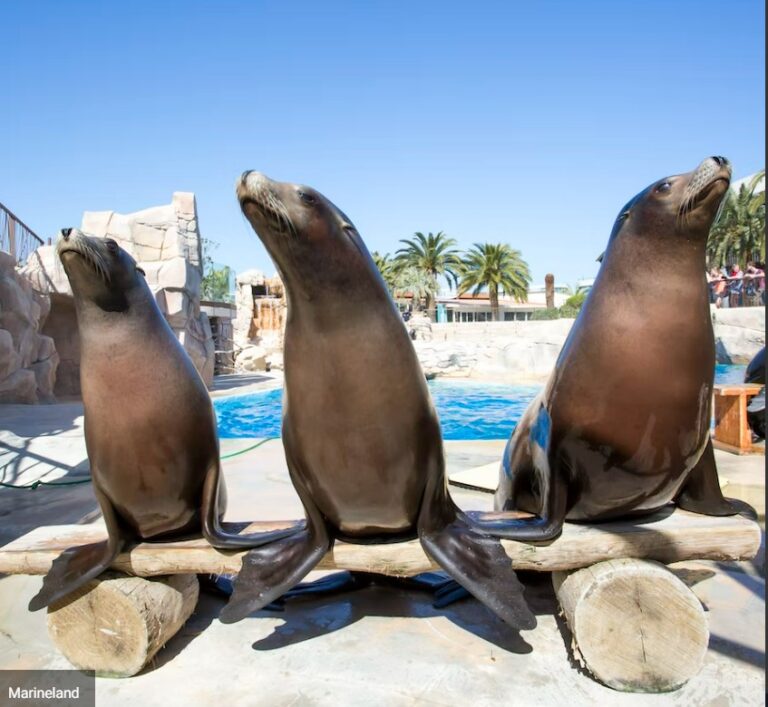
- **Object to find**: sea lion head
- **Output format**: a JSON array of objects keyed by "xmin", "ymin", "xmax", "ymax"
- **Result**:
[
  {"xmin": 236, "ymin": 171, "xmax": 371, "ymax": 298},
  {"xmin": 607, "ymin": 156, "xmax": 732, "ymax": 248},
  {"xmin": 57, "ymin": 229, "xmax": 147, "ymax": 313}
]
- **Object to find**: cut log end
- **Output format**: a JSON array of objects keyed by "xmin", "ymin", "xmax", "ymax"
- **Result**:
[
  {"xmin": 47, "ymin": 572, "xmax": 199, "ymax": 678},
  {"xmin": 553, "ymin": 559, "xmax": 709, "ymax": 692}
]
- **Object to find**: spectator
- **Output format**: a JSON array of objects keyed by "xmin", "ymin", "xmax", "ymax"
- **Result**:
[
  {"xmin": 744, "ymin": 261, "xmax": 765, "ymax": 306},
  {"xmin": 711, "ymin": 266, "xmax": 728, "ymax": 308},
  {"xmin": 729, "ymin": 264, "xmax": 744, "ymax": 307},
  {"xmin": 707, "ymin": 267, "xmax": 721, "ymax": 304}
]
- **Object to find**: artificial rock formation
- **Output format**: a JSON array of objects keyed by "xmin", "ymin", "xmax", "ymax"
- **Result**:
[
  {"xmin": 232, "ymin": 269, "xmax": 286, "ymax": 372},
  {"xmin": 0, "ymin": 251, "xmax": 59, "ymax": 403},
  {"xmin": 21, "ymin": 193, "xmax": 215, "ymax": 395}
]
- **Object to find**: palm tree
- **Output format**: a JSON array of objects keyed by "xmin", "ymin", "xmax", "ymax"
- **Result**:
[
  {"xmin": 392, "ymin": 266, "xmax": 439, "ymax": 311},
  {"xmin": 747, "ymin": 169, "xmax": 765, "ymax": 216},
  {"xmin": 707, "ymin": 176, "xmax": 765, "ymax": 267},
  {"xmin": 371, "ymin": 251, "xmax": 398, "ymax": 293},
  {"xmin": 458, "ymin": 243, "xmax": 531, "ymax": 321},
  {"xmin": 395, "ymin": 231, "xmax": 462, "ymax": 318}
]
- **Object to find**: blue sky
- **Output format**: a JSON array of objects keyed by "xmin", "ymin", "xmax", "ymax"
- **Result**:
[{"xmin": 2, "ymin": 0, "xmax": 764, "ymax": 289}]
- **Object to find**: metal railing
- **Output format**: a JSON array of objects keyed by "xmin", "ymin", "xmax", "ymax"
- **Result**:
[
  {"xmin": 708, "ymin": 273, "xmax": 766, "ymax": 308},
  {"xmin": 0, "ymin": 202, "xmax": 45, "ymax": 264}
]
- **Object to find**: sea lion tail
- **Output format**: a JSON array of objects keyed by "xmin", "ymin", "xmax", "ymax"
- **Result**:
[
  {"xmin": 218, "ymin": 528, "xmax": 332, "ymax": 624},
  {"xmin": 28, "ymin": 540, "xmax": 121, "ymax": 611},
  {"xmin": 419, "ymin": 511, "xmax": 536, "ymax": 631}
]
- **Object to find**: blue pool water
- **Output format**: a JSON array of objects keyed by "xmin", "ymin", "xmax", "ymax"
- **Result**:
[{"xmin": 214, "ymin": 364, "xmax": 747, "ymax": 441}]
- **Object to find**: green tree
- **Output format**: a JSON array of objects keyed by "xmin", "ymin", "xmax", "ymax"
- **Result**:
[
  {"xmin": 200, "ymin": 237, "xmax": 234, "ymax": 302},
  {"xmin": 371, "ymin": 251, "xmax": 398, "ymax": 293},
  {"xmin": 747, "ymin": 169, "xmax": 765, "ymax": 216},
  {"xmin": 391, "ymin": 266, "xmax": 439, "ymax": 311},
  {"xmin": 395, "ymin": 231, "xmax": 462, "ymax": 318},
  {"xmin": 707, "ymin": 174, "xmax": 765, "ymax": 267},
  {"xmin": 457, "ymin": 243, "xmax": 531, "ymax": 321}
]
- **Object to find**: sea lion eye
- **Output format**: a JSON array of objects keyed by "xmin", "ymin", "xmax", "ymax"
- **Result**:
[
  {"xmin": 656, "ymin": 181, "xmax": 672, "ymax": 193},
  {"xmin": 298, "ymin": 190, "xmax": 316, "ymax": 205},
  {"xmin": 619, "ymin": 210, "xmax": 630, "ymax": 221},
  {"xmin": 106, "ymin": 239, "xmax": 119, "ymax": 253}
]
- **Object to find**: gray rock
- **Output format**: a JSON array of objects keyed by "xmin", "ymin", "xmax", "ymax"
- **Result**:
[{"xmin": 0, "ymin": 369, "xmax": 37, "ymax": 404}]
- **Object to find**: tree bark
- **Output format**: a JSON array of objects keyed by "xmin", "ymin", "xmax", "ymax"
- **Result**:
[
  {"xmin": 490, "ymin": 287, "xmax": 500, "ymax": 321},
  {"xmin": 545, "ymin": 273, "xmax": 555, "ymax": 309}
]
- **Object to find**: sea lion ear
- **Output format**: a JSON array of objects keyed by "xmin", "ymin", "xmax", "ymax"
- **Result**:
[
  {"xmin": 136, "ymin": 266, "xmax": 146, "ymax": 276},
  {"xmin": 596, "ymin": 252, "xmax": 604, "ymax": 263}
]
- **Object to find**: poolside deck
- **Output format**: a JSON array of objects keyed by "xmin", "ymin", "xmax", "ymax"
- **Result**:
[{"xmin": 0, "ymin": 373, "xmax": 764, "ymax": 705}]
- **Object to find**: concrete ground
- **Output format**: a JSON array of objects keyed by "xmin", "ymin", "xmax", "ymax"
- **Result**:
[{"xmin": 0, "ymin": 375, "xmax": 765, "ymax": 706}]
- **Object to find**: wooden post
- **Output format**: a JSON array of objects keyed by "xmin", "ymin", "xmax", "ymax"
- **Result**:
[
  {"xmin": 47, "ymin": 572, "xmax": 199, "ymax": 678},
  {"xmin": 552, "ymin": 559, "xmax": 708, "ymax": 692}
]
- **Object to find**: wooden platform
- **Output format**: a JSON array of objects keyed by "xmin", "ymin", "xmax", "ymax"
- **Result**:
[
  {"xmin": 0, "ymin": 507, "xmax": 760, "ymax": 578},
  {"xmin": 713, "ymin": 383, "xmax": 764, "ymax": 455}
]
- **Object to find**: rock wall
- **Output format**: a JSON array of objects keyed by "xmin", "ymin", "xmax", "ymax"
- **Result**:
[
  {"xmin": 711, "ymin": 307, "xmax": 766, "ymax": 364},
  {"xmin": 20, "ymin": 193, "xmax": 215, "ymax": 393},
  {"xmin": 232, "ymin": 269, "xmax": 286, "ymax": 372},
  {"xmin": 414, "ymin": 308, "xmax": 765, "ymax": 381},
  {"xmin": 0, "ymin": 251, "xmax": 59, "ymax": 403},
  {"xmin": 415, "ymin": 319, "xmax": 574, "ymax": 381}
]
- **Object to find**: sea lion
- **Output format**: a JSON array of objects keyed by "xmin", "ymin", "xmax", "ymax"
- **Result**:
[
  {"xmin": 220, "ymin": 172, "xmax": 535, "ymax": 629},
  {"xmin": 29, "ymin": 230, "xmax": 302, "ymax": 610},
  {"xmin": 471, "ymin": 156, "xmax": 740, "ymax": 543}
]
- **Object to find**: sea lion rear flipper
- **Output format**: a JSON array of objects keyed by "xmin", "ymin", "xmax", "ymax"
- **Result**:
[
  {"xmin": 676, "ymin": 439, "xmax": 741, "ymax": 516},
  {"xmin": 28, "ymin": 486, "xmax": 124, "ymax": 611},
  {"xmin": 419, "ymin": 507, "xmax": 536, "ymax": 630},
  {"xmin": 218, "ymin": 528, "xmax": 332, "ymax": 624},
  {"xmin": 218, "ymin": 452, "xmax": 332, "ymax": 624},
  {"xmin": 202, "ymin": 462, "xmax": 306, "ymax": 549}
]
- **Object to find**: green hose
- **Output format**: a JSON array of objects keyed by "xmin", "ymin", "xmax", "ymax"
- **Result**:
[{"xmin": 0, "ymin": 437, "xmax": 280, "ymax": 490}]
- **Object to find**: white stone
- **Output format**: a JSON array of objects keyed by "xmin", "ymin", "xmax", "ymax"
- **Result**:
[
  {"xmin": 16, "ymin": 192, "xmax": 215, "ymax": 393},
  {"xmin": 159, "ymin": 257, "xmax": 201, "ymax": 293},
  {"xmin": 236, "ymin": 344, "xmax": 268, "ymax": 372},
  {"xmin": 130, "ymin": 222, "xmax": 167, "ymax": 250},
  {"xmin": 19, "ymin": 246, "xmax": 71, "ymax": 296}
]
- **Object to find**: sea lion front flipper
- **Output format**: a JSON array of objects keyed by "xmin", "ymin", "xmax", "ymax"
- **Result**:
[
  {"xmin": 28, "ymin": 486, "xmax": 125, "ymax": 611},
  {"xmin": 676, "ymin": 439, "xmax": 741, "ymax": 516},
  {"xmin": 202, "ymin": 461, "xmax": 306, "ymax": 549}
]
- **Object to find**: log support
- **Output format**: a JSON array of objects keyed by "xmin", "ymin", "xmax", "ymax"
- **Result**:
[{"xmin": 552, "ymin": 559, "xmax": 709, "ymax": 692}]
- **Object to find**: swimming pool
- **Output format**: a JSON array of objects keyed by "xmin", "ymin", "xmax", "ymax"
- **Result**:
[{"xmin": 214, "ymin": 364, "xmax": 746, "ymax": 441}]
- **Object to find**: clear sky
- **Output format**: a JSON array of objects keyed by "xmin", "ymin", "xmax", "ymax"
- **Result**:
[{"xmin": 2, "ymin": 0, "xmax": 764, "ymax": 290}]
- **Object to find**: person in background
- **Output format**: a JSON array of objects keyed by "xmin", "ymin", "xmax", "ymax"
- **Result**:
[
  {"xmin": 707, "ymin": 267, "xmax": 721, "ymax": 305},
  {"xmin": 745, "ymin": 261, "xmax": 765, "ymax": 306},
  {"xmin": 711, "ymin": 266, "xmax": 728, "ymax": 308},
  {"xmin": 729, "ymin": 263, "xmax": 743, "ymax": 307}
]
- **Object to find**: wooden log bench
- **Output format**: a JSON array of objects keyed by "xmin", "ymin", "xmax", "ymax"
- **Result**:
[
  {"xmin": 712, "ymin": 383, "xmax": 764, "ymax": 455},
  {"xmin": 0, "ymin": 508, "xmax": 760, "ymax": 689}
]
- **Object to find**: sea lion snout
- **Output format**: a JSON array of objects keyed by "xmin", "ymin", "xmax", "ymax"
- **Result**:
[
  {"xmin": 60, "ymin": 228, "xmax": 73, "ymax": 240},
  {"xmin": 236, "ymin": 170, "xmax": 272, "ymax": 201}
]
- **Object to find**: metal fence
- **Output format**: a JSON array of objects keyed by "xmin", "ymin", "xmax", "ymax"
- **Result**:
[
  {"xmin": 0, "ymin": 202, "xmax": 45, "ymax": 264},
  {"xmin": 708, "ymin": 273, "xmax": 766, "ymax": 308}
]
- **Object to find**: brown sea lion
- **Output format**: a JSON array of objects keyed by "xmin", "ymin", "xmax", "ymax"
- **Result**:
[
  {"xmin": 220, "ymin": 172, "xmax": 535, "ymax": 629},
  {"xmin": 474, "ymin": 156, "xmax": 740, "ymax": 542},
  {"xmin": 29, "ymin": 230, "xmax": 302, "ymax": 611}
]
